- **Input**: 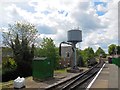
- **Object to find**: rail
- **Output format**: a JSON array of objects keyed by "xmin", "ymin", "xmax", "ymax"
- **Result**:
[{"xmin": 46, "ymin": 61, "xmax": 104, "ymax": 90}]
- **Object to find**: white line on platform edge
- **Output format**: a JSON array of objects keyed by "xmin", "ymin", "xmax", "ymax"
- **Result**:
[{"xmin": 86, "ymin": 63, "xmax": 106, "ymax": 90}]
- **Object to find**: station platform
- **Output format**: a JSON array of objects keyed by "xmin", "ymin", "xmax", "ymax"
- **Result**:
[{"xmin": 89, "ymin": 63, "xmax": 119, "ymax": 89}]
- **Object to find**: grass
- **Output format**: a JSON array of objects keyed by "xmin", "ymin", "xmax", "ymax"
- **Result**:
[
  {"xmin": 0, "ymin": 63, "xmax": 13, "ymax": 89},
  {"xmin": 0, "ymin": 63, "xmax": 2, "ymax": 89},
  {"xmin": 0, "ymin": 83, "xmax": 2, "ymax": 90},
  {"xmin": 1, "ymin": 80, "xmax": 13, "ymax": 88},
  {"xmin": 0, "ymin": 64, "xmax": 2, "ymax": 75},
  {"xmin": 54, "ymin": 68, "xmax": 67, "ymax": 74}
]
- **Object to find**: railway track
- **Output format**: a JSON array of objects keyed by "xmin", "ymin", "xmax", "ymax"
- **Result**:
[{"xmin": 46, "ymin": 61, "xmax": 104, "ymax": 90}]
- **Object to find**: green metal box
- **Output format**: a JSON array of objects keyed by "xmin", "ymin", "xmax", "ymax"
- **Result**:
[
  {"xmin": 112, "ymin": 58, "xmax": 120, "ymax": 67},
  {"xmin": 32, "ymin": 57, "xmax": 54, "ymax": 80}
]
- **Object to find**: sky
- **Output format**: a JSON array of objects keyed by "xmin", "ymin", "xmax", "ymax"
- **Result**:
[{"xmin": 0, "ymin": 0, "xmax": 119, "ymax": 53}]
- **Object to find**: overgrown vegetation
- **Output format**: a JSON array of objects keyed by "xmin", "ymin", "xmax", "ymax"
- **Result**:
[
  {"xmin": 2, "ymin": 57, "xmax": 17, "ymax": 75},
  {"xmin": 2, "ymin": 22, "xmax": 37, "ymax": 81}
]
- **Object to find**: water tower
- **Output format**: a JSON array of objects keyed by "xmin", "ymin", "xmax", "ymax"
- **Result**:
[
  {"xmin": 59, "ymin": 29, "xmax": 82, "ymax": 72},
  {"xmin": 68, "ymin": 30, "xmax": 82, "ymax": 70}
]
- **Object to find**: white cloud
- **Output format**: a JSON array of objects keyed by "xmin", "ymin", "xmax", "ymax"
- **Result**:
[
  {"xmin": 80, "ymin": 0, "xmax": 118, "ymax": 52},
  {"xmin": 1, "ymin": 0, "xmax": 29, "ymax": 2},
  {"xmin": 92, "ymin": 0, "xmax": 111, "ymax": 2},
  {"xmin": 1, "ymin": 27, "xmax": 8, "ymax": 33},
  {"xmin": 97, "ymin": 4, "xmax": 107, "ymax": 12},
  {"xmin": 0, "ymin": 0, "xmax": 119, "ymax": 53}
]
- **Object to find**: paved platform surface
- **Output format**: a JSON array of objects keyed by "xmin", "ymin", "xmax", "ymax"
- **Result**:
[
  {"xmin": 2, "ymin": 67, "xmax": 88, "ymax": 89},
  {"xmin": 90, "ymin": 63, "xmax": 119, "ymax": 89},
  {"xmin": 109, "ymin": 64, "xmax": 118, "ymax": 88},
  {"xmin": 24, "ymin": 67, "xmax": 88, "ymax": 88}
]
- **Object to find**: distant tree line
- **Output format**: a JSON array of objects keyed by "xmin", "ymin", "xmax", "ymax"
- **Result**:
[
  {"xmin": 108, "ymin": 44, "xmax": 120, "ymax": 55},
  {"xmin": 77, "ymin": 47, "xmax": 106, "ymax": 67}
]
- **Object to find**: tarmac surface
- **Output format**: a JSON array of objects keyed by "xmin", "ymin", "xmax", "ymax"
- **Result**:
[
  {"xmin": 25, "ymin": 67, "xmax": 88, "ymax": 88},
  {"xmin": 3, "ymin": 67, "xmax": 88, "ymax": 89},
  {"xmin": 2, "ymin": 63, "xmax": 120, "ymax": 89},
  {"xmin": 90, "ymin": 63, "xmax": 119, "ymax": 89}
]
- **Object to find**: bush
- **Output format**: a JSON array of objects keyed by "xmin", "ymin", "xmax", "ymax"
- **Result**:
[
  {"xmin": 17, "ymin": 61, "xmax": 32, "ymax": 77},
  {"xmin": 2, "ymin": 57, "xmax": 32, "ymax": 82},
  {"xmin": 2, "ymin": 57, "xmax": 17, "ymax": 75}
]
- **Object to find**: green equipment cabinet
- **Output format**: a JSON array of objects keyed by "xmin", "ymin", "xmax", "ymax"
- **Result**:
[
  {"xmin": 32, "ymin": 57, "xmax": 54, "ymax": 80},
  {"xmin": 112, "ymin": 58, "xmax": 120, "ymax": 67}
]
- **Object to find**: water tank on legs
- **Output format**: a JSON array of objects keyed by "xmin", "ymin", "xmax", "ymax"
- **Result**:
[{"xmin": 67, "ymin": 30, "xmax": 82, "ymax": 43}]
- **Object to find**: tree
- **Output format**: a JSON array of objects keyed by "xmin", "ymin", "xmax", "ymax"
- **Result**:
[
  {"xmin": 95, "ymin": 47, "xmax": 106, "ymax": 58},
  {"xmin": 108, "ymin": 44, "xmax": 117, "ymax": 55},
  {"xmin": 2, "ymin": 22, "xmax": 38, "ymax": 76},
  {"xmin": 117, "ymin": 45, "xmax": 120, "ymax": 55},
  {"xmin": 40, "ymin": 38, "xmax": 56, "ymax": 58},
  {"xmin": 55, "ymin": 47, "xmax": 61, "ymax": 69},
  {"xmin": 35, "ymin": 38, "xmax": 59, "ymax": 69},
  {"xmin": 80, "ymin": 47, "xmax": 95, "ymax": 66},
  {"xmin": 84, "ymin": 47, "xmax": 95, "ymax": 60},
  {"xmin": 77, "ymin": 49, "xmax": 84, "ymax": 67}
]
